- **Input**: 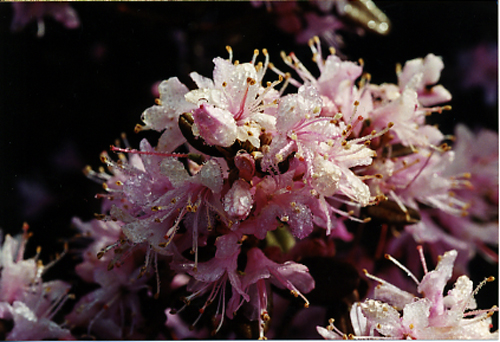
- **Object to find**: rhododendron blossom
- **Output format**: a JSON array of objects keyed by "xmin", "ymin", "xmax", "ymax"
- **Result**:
[
  {"xmin": 6, "ymin": 30, "xmax": 497, "ymax": 339},
  {"xmin": 0, "ymin": 225, "xmax": 73, "ymax": 340},
  {"xmin": 69, "ymin": 45, "xmax": 495, "ymax": 339},
  {"xmin": 318, "ymin": 248, "xmax": 498, "ymax": 339}
]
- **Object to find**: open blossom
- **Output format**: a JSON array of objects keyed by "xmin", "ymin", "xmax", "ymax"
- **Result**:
[
  {"xmin": 65, "ymin": 218, "xmax": 152, "ymax": 339},
  {"xmin": 407, "ymin": 124, "xmax": 499, "ymax": 266},
  {"xmin": 445, "ymin": 124, "xmax": 499, "ymax": 220},
  {"xmin": 137, "ymin": 77, "xmax": 197, "ymax": 152},
  {"xmin": 367, "ymin": 122, "xmax": 498, "ymax": 270},
  {"xmin": 233, "ymin": 247, "xmax": 315, "ymax": 339},
  {"xmin": 0, "ymin": 225, "xmax": 74, "ymax": 340},
  {"xmin": 368, "ymin": 53, "xmax": 451, "ymax": 149},
  {"xmin": 397, "ymin": 53, "xmax": 452, "ymax": 107},
  {"xmin": 184, "ymin": 48, "xmax": 278, "ymax": 148},
  {"xmin": 274, "ymin": 40, "xmax": 450, "ymax": 150},
  {"xmin": 271, "ymin": 41, "xmax": 370, "ymax": 124},
  {"xmin": 69, "ymin": 44, "xmax": 497, "ymax": 338},
  {"xmin": 169, "ymin": 231, "xmax": 250, "ymax": 334},
  {"xmin": 368, "ymin": 147, "xmax": 470, "ymax": 217},
  {"xmin": 88, "ymin": 138, "xmax": 227, "ymax": 262},
  {"xmin": 369, "ymin": 86, "xmax": 445, "ymax": 149},
  {"xmin": 239, "ymin": 165, "xmax": 316, "ymax": 240},
  {"xmin": 318, "ymin": 248, "xmax": 498, "ymax": 339},
  {"xmin": 114, "ymin": 156, "xmax": 228, "ymax": 263}
]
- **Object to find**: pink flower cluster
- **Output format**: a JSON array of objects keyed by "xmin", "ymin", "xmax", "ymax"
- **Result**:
[
  {"xmin": 318, "ymin": 247, "xmax": 498, "ymax": 339},
  {"xmin": 0, "ymin": 224, "xmax": 74, "ymax": 340},
  {"xmin": 64, "ymin": 39, "xmax": 497, "ymax": 338}
]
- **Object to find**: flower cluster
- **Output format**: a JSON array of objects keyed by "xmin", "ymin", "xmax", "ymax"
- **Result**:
[
  {"xmin": 66, "ymin": 39, "xmax": 497, "ymax": 339},
  {"xmin": 317, "ymin": 247, "xmax": 498, "ymax": 339},
  {"xmin": 0, "ymin": 224, "xmax": 73, "ymax": 340}
]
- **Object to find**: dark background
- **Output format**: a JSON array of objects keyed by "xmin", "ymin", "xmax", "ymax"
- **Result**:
[{"xmin": 0, "ymin": 0, "xmax": 497, "ymax": 329}]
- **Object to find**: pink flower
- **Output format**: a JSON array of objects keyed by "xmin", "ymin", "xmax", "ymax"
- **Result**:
[
  {"xmin": 65, "ymin": 260, "xmax": 149, "ymax": 339},
  {"xmin": 367, "ymin": 54, "xmax": 452, "ymax": 149},
  {"xmin": 272, "ymin": 43, "xmax": 369, "ymax": 125},
  {"xmin": 232, "ymin": 247, "xmax": 315, "ymax": 339},
  {"xmin": 110, "ymin": 156, "xmax": 227, "ymax": 261},
  {"xmin": 369, "ymin": 87, "xmax": 445, "ymax": 148},
  {"xmin": 446, "ymin": 124, "xmax": 498, "ymax": 220},
  {"xmin": 261, "ymin": 84, "xmax": 326, "ymax": 169},
  {"xmin": 239, "ymin": 167, "xmax": 315, "ymax": 239},
  {"xmin": 0, "ymin": 299, "xmax": 74, "ymax": 340},
  {"xmin": 83, "ymin": 138, "xmax": 145, "ymax": 214},
  {"xmin": 397, "ymin": 53, "xmax": 452, "ymax": 107},
  {"xmin": 368, "ymin": 147, "xmax": 471, "ymax": 217},
  {"xmin": 364, "ymin": 249, "xmax": 496, "ymax": 339},
  {"xmin": 138, "ymin": 77, "xmax": 197, "ymax": 152},
  {"xmin": 319, "ymin": 248, "xmax": 498, "ymax": 339},
  {"xmin": 405, "ymin": 124, "xmax": 499, "ymax": 265},
  {"xmin": 169, "ymin": 232, "xmax": 249, "ymax": 334},
  {"xmin": 0, "ymin": 225, "xmax": 74, "ymax": 340},
  {"xmin": 66, "ymin": 218, "xmax": 151, "ymax": 339},
  {"xmin": 262, "ymin": 84, "xmax": 378, "ymax": 207},
  {"xmin": 185, "ymin": 49, "xmax": 278, "ymax": 148}
]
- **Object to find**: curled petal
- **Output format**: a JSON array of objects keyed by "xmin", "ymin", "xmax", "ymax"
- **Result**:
[{"xmin": 192, "ymin": 103, "xmax": 237, "ymax": 147}]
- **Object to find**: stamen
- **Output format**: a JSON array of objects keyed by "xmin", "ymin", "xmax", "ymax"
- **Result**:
[
  {"xmin": 416, "ymin": 245, "xmax": 428, "ymax": 274},
  {"xmin": 363, "ymin": 269, "xmax": 392, "ymax": 285},
  {"xmin": 251, "ymin": 49, "xmax": 259, "ymax": 65},
  {"xmin": 256, "ymin": 48, "xmax": 270, "ymax": 82},
  {"xmin": 395, "ymin": 62, "xmax": 402, "ymax": 76},
  {"xmin": 87, "ymin": 292, "xmax": 121, "ymax": 337},
  {"xmin": 45, "ymin": 288, "xmax": 74, "ymax": 321},
  {"xmin": 388, "ymin": 190, "xmax": 412, "ymax": 222},
  {"xmin": 268, "ymin": 266, "xmax": 310, "ymax": 308},
  {"xmin": 461, "ymin": 308, "xmax": 497, "ymax": 325},
  {"xmin": 463, "ymin": 306, "xmax": 499, "ymax": 318},
  {"xmin": 97, "ymin": 241, "xmax": 121, "ymax": 259},
  {"xmin": 42, "ymin": 241, "xmax": 68, "ymax": 274},
  {"xmin": 308, "ymin": 36, "xmax": 325, "ymax": 72},
  {"xmin": 472, "ymin": 276, "xmax": 495, "ymax": 299},
  {"xmin": 384, "ymin": 253, "xmax": 420, "ymax": 285},
  {"xmin": 288, "ymin": 52, "xmax": 317, "ymax": 84},
  {"xmin": 326, "ymin": 196, "xmax": 369, "ymax": 223},
  {"xmin": 327, "ymin": 318, "xmax": 347, "ymax": 338},
  {"xmin": 347, "ymin": 122, "xmax": 394, "ymax": 146},
  {"xmin": 134, "ymin": 124, "xmax": 145, "ymax": 133},
  {"xmin": 226, "ymin": 45, "xmax": 233, "ymax": 63},
  {"xmin": 153, "ymin": 252, "xmax": 161, "ymax": 299},
  {"xmin": 138, "ymin": 246, "xmax": 152, "ymax": 278},
  {"xmin": 110, "ymin": 146, "xmax": 190, "ymax": 159},
  {"xmin": 402, "ymin": 150, "xmax": 434, "ymax": 190},
  {"xmin": 268, "ymin": 62, "xmax": 302, "ymax": 88},
  {"xmin": 17, "ymin": 222, "xmax": 31, "ymax": 263},
  {"xmin": 424, "ymin": 105, "xmax": 452, "ymax": 115}
]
